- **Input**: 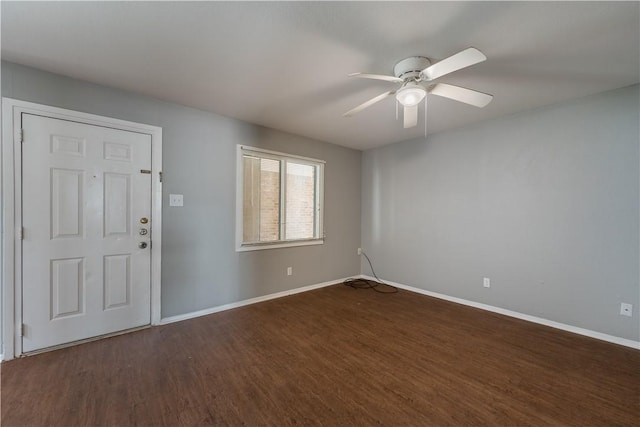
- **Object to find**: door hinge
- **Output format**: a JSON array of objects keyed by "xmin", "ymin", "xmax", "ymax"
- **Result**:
[
  {"xmin": 159, "ymin": 171, "xmax": 163, "ymax": 183},
  {"xmin": 18, "ymin": 226, "xmax": 24, "ymax": 240},
  {"xmin": 19, "ymin": 324, "xmax": 25, "ymax": 337},
  {"xmin": 19, "ymin": 128, "xmax": 24, "ymax": 143}
]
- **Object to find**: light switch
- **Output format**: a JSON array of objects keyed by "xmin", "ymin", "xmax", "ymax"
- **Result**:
[{"xmin": 169, "ymin": 194, "xmax": 184, "ymax": 207}]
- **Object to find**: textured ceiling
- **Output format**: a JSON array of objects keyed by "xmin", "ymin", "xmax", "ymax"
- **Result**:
[{"xmin": 2, "ymin": 2, "xmax": 639, "ymax": 150}]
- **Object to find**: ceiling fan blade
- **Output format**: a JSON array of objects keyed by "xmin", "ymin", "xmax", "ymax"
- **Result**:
[
  {"xmin": 348, "ymin": 73, "xmax": 403, "ymax": 83},
  {"xmin": 403, "ymin": 105, "xmax": 418, "ymax": 128},
  {"xmin": 343, "ymin": 91, "xmax": 395, "ymax": 117},
  {"xmin": 422, "ymin": 47, "xmax": 487, "ymax": 81},
  {"xmin": 429, "ymin": 83, "xmax": 493, "ymax": 108}
]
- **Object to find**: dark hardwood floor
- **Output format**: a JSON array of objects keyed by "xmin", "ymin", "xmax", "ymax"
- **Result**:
[{"xmin": 2, "ymin": 283, "xmax": 639, "ymax": 426}]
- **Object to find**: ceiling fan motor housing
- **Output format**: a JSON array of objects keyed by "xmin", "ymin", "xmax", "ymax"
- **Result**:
[{"xmin": 394, "ymin": 56, "xmax": 431, "ymax": 81}]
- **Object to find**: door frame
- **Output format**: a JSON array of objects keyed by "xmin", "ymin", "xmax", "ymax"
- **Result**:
[{"xmin": 1, "ymin": 98, "xmax": 163, "ymax": 361}]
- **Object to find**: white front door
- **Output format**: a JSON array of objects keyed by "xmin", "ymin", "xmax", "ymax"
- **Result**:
[{"xmin": 21, "ymin": 113, "xmax": 152, "ymax": 353}]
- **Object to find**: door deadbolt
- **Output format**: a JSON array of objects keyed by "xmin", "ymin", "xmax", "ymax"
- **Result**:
[
  {"xmin": 138, "ymin": 242, "xmax": 148, "ymax": 249},
  {"xmin": 139, "ymin": 228, "xmax": 148, "ymax": 236},
  {"xmin": 140, "ymin": 217, "xmax": 149, "ymax": 224}
]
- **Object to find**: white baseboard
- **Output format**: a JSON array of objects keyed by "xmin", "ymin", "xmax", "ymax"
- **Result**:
[
  {"xmin": 160, "ymin": 277, "xmax": 349, "ymax": 325},
  {"xmin": 362, "ymin": 275, "xmax": 640, "ymax": 350}
]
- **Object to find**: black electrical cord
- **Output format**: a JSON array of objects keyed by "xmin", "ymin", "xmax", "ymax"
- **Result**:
[{"xmin": 344, "ymin": 251, "xmax": 398, "ymax": 294}]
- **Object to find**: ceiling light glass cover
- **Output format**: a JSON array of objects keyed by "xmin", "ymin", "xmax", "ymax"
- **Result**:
[{"xmin": 396, "ymin": 84, "xmax": 426, "ymax": 107}]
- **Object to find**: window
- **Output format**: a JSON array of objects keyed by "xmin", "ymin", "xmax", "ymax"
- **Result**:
[{"xmin": 236, "ymin": 145, "xmax": 324, "ymax": 251}]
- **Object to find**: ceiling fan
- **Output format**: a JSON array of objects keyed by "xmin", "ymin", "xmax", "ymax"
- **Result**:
[{"xmin": 343, "ymin": 47, "xmax": 493, "ymax": 129}]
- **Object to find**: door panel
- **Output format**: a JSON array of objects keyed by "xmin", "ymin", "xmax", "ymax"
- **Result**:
[
  {"xmin": 103, "ymin": 254, "xmax": 131, "ymax": 309},
  {"xmin": 50, "ymin": 257, "xmax": 84, "ymax": 318},
  {"xmin": 104, "ymin": 172, "xmax": 131, "ymax": 236},
  {"xmin": 22, "ymin": 114, "xmax": 152, "ymax": 353},
  {"xmin": 51, "ymin": 168, "xmax": 84, "ymax": 239}
]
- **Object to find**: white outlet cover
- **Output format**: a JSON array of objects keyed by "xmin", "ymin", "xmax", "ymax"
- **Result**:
[
  {"xmin": 483, "ymin": 277, "xmax": 491, "ymax": 288},
  {"xmin": 169, "ymin": 194, "xmax": 184, "ymax": 207},
  {"xmin": 620, "ymin": 303, "xmax": 633, "ymax": 317}
]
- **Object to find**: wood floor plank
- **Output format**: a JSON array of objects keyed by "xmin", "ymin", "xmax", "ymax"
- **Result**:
[{"xmin": 2, "ymin": 283, "xmax": 639, "ymax": 426}]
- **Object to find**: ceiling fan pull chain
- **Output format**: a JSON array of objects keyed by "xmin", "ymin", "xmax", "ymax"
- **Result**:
[
  {"xmin": 396, "ymin": 100, "xmax": 399, "ymax": 120},
  {"xmin": 424, "ymin": 96, "xmax": 428, "ymax": 138}
]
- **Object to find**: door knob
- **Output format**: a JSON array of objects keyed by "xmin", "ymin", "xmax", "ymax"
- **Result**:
[
  {"xmin": 139, "ymin": 228, "xmax": 148, "ymax": 236},
  {"xmin": 138, "ymin": 242, "xmax": 148, "ymax": 249},
  {"xmin": 140, "ymin": 217, "xmax": 148, "ymax": 224}
]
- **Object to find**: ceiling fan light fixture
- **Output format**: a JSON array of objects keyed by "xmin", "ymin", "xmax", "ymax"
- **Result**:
[{"xmin": 396, "ymin": 84, "xmax": 426, "ymax": 107}]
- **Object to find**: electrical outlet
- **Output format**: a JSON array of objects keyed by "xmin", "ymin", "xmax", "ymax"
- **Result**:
[
  {"xmin": 483, "ymin": 277, "xmax": 491, "ymax": 288},
  {"xmin": 357, "ymin": 248, "xmax": 362, "ymax": 255},
  {"xmin": 169, "ymin": 194, "xmax": 184, "ymax": 207},
  {"xmin": 287, "ymin": 267, "xmax": 292, "ymax": 276},
  {"xmin": 620, "ymin": 303, "xmax": 632, "ymax": 317}
]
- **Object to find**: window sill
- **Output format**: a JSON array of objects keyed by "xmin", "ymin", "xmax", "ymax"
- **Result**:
[{"xmin": 236, "ymin": 239, "xmax": 324, "ymax": 252}]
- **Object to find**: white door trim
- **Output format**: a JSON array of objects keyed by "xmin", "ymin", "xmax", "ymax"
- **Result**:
[{"xmin": 1, "ymin": 98, "xmax": 163, "ymax": 361}]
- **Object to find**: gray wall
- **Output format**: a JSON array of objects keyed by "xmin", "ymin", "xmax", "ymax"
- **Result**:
[
  {"xmin": 2, "ymin": 61, "xmax": 362, "ymax": 318},
  {"xmin": 362, "ymin": 85, "xmax": 639, "ymax": 341}
]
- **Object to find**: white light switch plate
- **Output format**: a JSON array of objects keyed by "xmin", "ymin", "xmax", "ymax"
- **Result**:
[{"xmin": 169, "ymin": 194, "xmax": 184, "ymax": 207}]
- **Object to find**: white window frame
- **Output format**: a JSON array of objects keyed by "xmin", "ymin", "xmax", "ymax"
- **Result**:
[{"xmin": 235, "ymin": 145, "xmax": 325, "ymax": 252}]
